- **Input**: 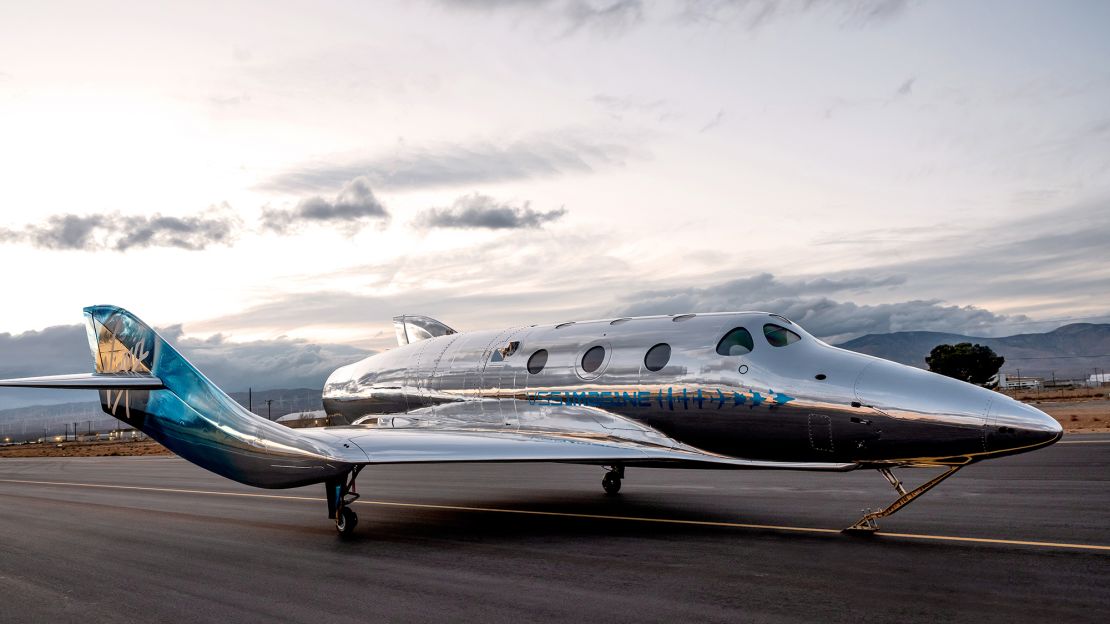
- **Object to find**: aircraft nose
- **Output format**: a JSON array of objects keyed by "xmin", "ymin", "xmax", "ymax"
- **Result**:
[{"xmin": 985, "ymin": 399, "xmax": 1063, "ymax": 453}]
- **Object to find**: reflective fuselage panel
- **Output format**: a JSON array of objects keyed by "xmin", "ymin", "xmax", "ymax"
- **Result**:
[{"xmin": 322, "ymin": 312, "xmax": 1061, "ymax": 465}]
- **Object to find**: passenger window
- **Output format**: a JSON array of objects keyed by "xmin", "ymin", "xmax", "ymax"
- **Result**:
[
  {"xmin": 527, "ymin": 350, "xmax": 548, "ymax": 374},
  {"xmin": 763, "ymin": 324, "xmax": 801, "ymax": 347},
  {"xmin": 716, "ymin": 328, "xmax": 754, "ymax": 356},
  {"xmin": 644, "ymin": 343, "xmax": 671, "ymax": 372},
  {"xmin": 581, "ymin": 346, "xmax": 605, "ymax": 373}
]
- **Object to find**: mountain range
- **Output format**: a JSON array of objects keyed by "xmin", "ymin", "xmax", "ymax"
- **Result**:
[{"xmin": 836, "ymin": 323, "xmax": 1110, "ymax": 380}]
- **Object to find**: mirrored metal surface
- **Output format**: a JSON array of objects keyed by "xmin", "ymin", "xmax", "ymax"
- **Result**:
[{"xmin": 0, "ymin": 306, "xmax": 1062, "ymax": 494}]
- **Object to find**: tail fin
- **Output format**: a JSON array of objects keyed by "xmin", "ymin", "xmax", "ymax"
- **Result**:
[
  {"xmin": 82, "ymin": 304, "xmax": 231, "ymax": 429},
  {"xmin": 2, "ymin": 306, "xmax": 364, "ymax": 488}
]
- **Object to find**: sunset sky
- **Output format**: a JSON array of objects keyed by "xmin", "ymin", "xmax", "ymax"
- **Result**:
[{"xmin": 1, "ymin": 0, "xmax": 1108, "ymax": 400}]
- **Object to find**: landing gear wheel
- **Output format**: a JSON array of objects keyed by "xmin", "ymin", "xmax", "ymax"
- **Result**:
[
  {"xmin": 336, "ymin": 507, "xmax": 358, "ymax": 535},
  {"xmin": 602, "ymin": 472, "xmax": 622, "ymax": 495}
]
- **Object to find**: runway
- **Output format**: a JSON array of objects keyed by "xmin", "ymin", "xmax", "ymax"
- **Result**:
[{"xmin": 1, "ymin": 436, "xmax": 1108, "ymax": 623}]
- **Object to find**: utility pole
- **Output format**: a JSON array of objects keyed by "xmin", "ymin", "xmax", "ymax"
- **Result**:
[
  {"xmin": 266, "ymin": 399, "xmax": 273, "ymax": 420},
  {"xmin": 248, "ymin": 387, "xmax": 252, "ymax": 414}
]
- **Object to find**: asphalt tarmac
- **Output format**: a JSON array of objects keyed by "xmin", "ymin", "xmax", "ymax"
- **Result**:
[{"xmin": 1, "ymin": 435, "xmax": 1108, "ymax": 623}]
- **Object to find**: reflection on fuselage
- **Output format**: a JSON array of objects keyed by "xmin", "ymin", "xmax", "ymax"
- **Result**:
[{"xmin": 323, "ymin": 312, "xmax": 1061, "ymax": 466}]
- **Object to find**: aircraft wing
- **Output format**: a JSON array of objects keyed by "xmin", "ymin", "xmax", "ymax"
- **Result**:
[{"xmin": 299, "ymin": 400, "xmax": 857, "ymax": 471}]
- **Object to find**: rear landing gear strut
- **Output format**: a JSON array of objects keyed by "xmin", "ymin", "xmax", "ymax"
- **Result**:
[
  {"xmin": 844, "ymin": 465, "xmax": 963, "ymax": 533},
  {"xmin": 602, "ymin": 465, "xmax": 624, "ymax": 495},
  {"xmin": 326, "ymin": 466, "xmax": 363, "ymax": 535}
]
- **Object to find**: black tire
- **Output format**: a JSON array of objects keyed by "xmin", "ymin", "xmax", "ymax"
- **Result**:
[
  {"xmin": 336, "ymin": 507, "xmax": 358, "ymax": 535},
  {"xmin": 602, "ymin": 473, "xmax": 621, "ymax": 495}
]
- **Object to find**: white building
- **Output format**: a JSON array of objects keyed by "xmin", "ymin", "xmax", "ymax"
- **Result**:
[{"xmin": 996, "ymin": 373, "xmax": 1043, "ymax": 390}]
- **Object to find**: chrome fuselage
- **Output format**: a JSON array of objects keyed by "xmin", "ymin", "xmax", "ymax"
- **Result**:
[{"xmin": 322, "ymin": 312, "xmax": 1062, "ymax": 466}]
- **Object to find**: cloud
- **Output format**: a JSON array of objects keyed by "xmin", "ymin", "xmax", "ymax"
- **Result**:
[
  {"xmin": 811, "ymin": 200, "xmax": 1110, "ymax": 317},
  {"xmin": 261, "ymin": 176, "xmax": 389, "ymax": 234},
  {"xmin": 679, "ymin": 0, "xmax": 913, "ymax": 29},
  {"xmin": 590, "ymin": 94, "xmax": 669, "ymax": 119},
  {"xmin": 415, "ymin": 193, "xmax": 566, "ymax": 230},
  {"xmin": 607, "ymin": 273, "xmax": 1023, "ymax": 343},
  {"xmin": 699, "ymin": 108, "xmax": 725, "ymax": 132},
  {"xmin": 0, "ymin": 205, "xmax": 240, "ymax": 252},
  {"xmin": 0, "ymin": 323, "xmax": 372, "ymax": 410},
  {"xmin": 563, "ymin": 0, "xmax": 644, "ymax": 35},
  {"xmin": 895, "ymin": 77, "xmax": 915, "ymax": 96},
  {"xmin": 431, "ymin": 0, "xmax": 644, "ymax": 35},
  {"xmin": 260, "ymin": 133, "xmax": 632, "ymax": 194},
  {"xmin": 0, "ymin": 178, "xmax": 394, "ymax": 250},
  {"xmin": 606, "ymin": 196, "xmax": 1110, "ymax": 338}
]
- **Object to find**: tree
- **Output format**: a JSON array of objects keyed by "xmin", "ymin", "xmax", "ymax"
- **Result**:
[{"xmin": 925, "ymin": 343, "xmax": 1005, "ymax": 385}]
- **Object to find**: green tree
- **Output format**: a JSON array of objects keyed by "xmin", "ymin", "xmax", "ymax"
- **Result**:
[{"xmin": 925, "ymin": 343, "xmax": 1005, "ymax": 385}]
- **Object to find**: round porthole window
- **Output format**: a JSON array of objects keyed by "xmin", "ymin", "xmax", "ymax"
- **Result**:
[
  {"xmin": 527, "ymin": 349, "xmax": 548, "ymax": 374},
  {"xmin": 581, "ymin": 346, "xmax": 605, "ymax": 373},
  {"xmin": 644, "ymin": 343, "xmax": 671, "ymax": 372}
]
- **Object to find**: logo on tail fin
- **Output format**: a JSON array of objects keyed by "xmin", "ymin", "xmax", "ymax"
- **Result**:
[{"xmin": 84, "ymin": 306, "xmax": 157, "ymax": 420}]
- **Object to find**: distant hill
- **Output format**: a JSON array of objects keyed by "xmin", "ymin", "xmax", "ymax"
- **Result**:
[{"xmin": 836, "ymin": 323, "xmax": 1110, "ymax": 380}]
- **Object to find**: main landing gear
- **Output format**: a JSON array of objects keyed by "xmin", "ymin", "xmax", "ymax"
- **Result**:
[
  {"xmin": 602, "ymin": 465, "xmax": 624, "ymax": 495},
  {"xmin": 844, "ymin": 465, "xmax": 963, "ymax": 533},
  {"xmin": 326, "ymin": 466, "xmax": 363, "ymax": 535}
]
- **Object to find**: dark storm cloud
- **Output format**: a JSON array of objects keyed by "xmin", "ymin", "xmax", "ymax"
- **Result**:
[
  {"xmin": 0, "ymin": 205, "xmax": 240, "ymax": 251},
  {"xmin": 259, "ymin": 134, "xmax": 632, "ymax": 194},
  {"xmin": 261, "ymin": 176, "xmax": 389, "ymax": 234},
  {"xmin": 416, "ymin": 193, "xmax": 566, "ymax": 230},
  {"xmin": 0, "ymin": 323, "xmax": 372, "ymax": 410}
]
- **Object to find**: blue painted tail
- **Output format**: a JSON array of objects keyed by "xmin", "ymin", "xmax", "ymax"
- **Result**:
[{"xmin": 82, "ymin": 305, "xmax": 358, "ymax": 488}]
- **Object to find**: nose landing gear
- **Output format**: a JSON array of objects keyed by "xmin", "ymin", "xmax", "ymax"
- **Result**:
[
  {"xmin": 326, "ymin": 466, "xmax": 363, "ymax": 535},
  {"xmin": 602, "ymin": 465, "xmax": 624, "ymax": 495},
  {"xmin": 844, "ymin": 464, "xmax": 963, "ymax": 532}
]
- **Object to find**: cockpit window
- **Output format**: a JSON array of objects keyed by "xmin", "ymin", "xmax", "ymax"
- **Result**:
[
  {"xmin": 490, "ymin": 341, "xmax": 519, "ymax": 362},
  {"xmin": 769, "ymin": 313, "xmax": 794, "ymax": 325},
  {"xmin": 763, "ymin": 324, "xmax": 801, "ymax": 347},
  {"xmin": 715, "ymin": 327, "xmax": 754, "ymax": 356}
]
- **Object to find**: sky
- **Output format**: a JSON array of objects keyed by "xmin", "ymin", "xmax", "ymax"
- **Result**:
[{"xmin": 1, "ymin": 0, "xmax": 1109, "ymax": 402}]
